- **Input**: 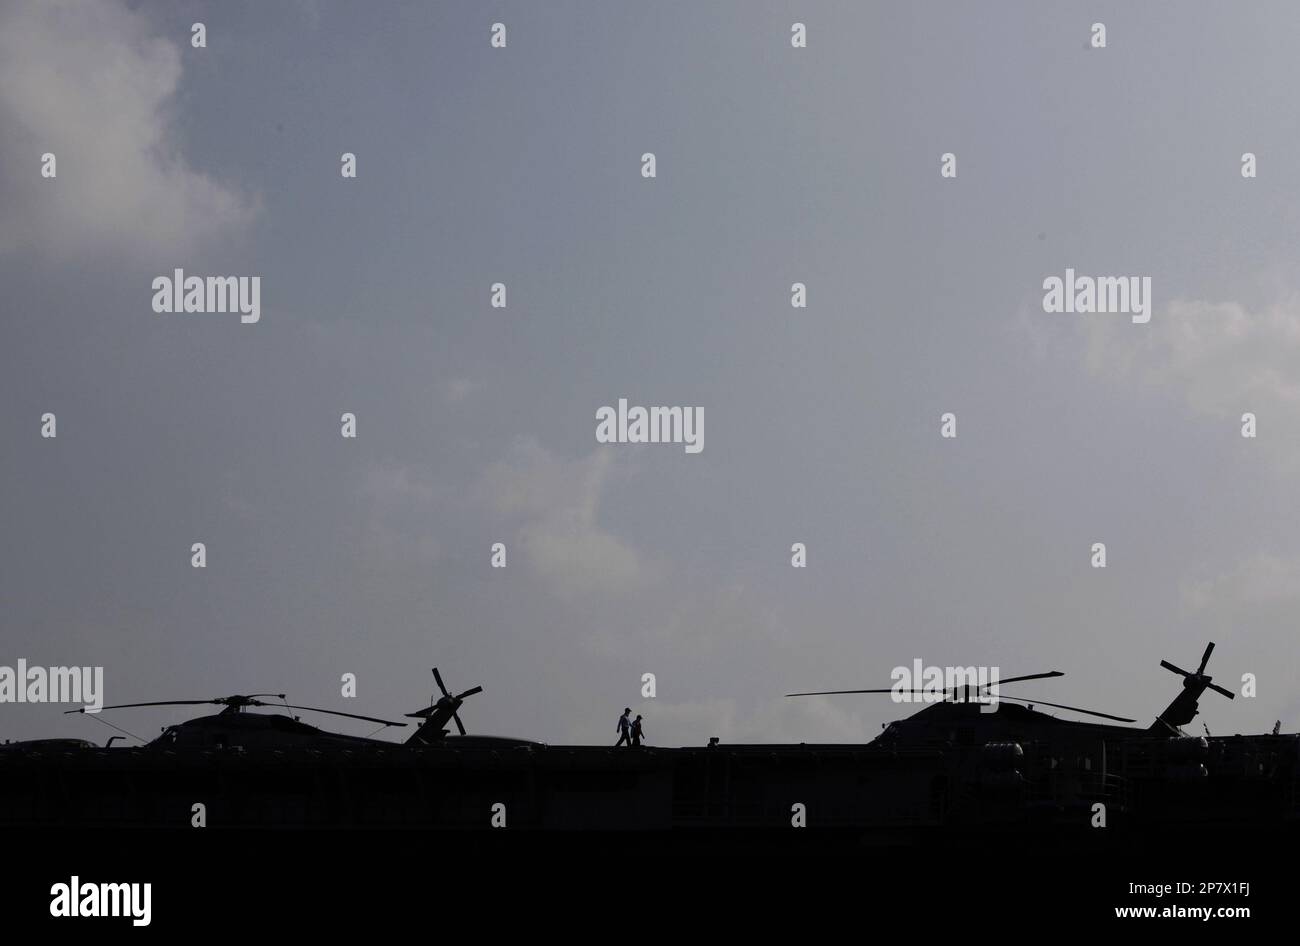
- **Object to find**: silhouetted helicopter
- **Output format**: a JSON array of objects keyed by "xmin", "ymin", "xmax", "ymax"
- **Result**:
[
  {"xmin": 50, "ymin": 668, "xmax": 487, "ymax": 750},
  {"xmin": 65, "ymin": 693, "xmax": 408, "ymax": 750},
  {"xmin": 786, "ymin": 641, "xmax": 1235, "ymax": 747}
]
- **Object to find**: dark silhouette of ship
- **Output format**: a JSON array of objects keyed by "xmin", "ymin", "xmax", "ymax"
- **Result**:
[{"xmin": 2, "ymin": 643, "xmax": 1295, "ymax": 853}]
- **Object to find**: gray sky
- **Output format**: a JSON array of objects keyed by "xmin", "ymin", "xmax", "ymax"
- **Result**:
[{"xmin": 2, "ymin": 0, "xmax": 1298, "ymax": 745}]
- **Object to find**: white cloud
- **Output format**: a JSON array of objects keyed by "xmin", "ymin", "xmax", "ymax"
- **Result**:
[
  {"xmin": 1182, "ymin": 552, "xmax": 1300, "ymax": 611},
  {"xmin": 478, "ymin": 439, "xmax": 660, "ymax": 599},
  {"xmin": 361, "ymin": 462, "xmax": 436, "ymax": 507},
  {"xmin": 357, "ymin": 461, "xmax": 443, "ymax": 569},
  {"xmin": 1090, "ymin": 296, "xmax": 1300, "ymax": 412},
  {"xmin": 0, "ymin": 0, "xmax": 254, "ymax": 259},
  {"xmin": 639, "ymin": 580, "xmax": 788, "ymax": 652},
  {"xmin": 1080, "ymin": 295, "xmax": 1300, "ymax": 466},
  {"xmin": 441, "ymin": 377, "xmax": 477, "ymax": 403}
]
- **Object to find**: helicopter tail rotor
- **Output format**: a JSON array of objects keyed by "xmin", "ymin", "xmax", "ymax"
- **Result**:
[
  {"xmin": 405, "ymin": 667, "xmax": 483, "ymax": 744},
  {"xmin": 1151, "ymin": 641, "xmax": 1233, "ymax": 733}
]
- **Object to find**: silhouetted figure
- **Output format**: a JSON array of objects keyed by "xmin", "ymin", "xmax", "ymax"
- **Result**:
[
  {"xmin": 631, "ymin": 714, "xmax": 646, "ymax": 747},
  {"xmin": 615, "ymin": 707, "xmax": 632, "ymax": 747}
]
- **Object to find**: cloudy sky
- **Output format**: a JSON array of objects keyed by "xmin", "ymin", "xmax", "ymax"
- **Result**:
[{"xmin": 2, "ymin": 0, "xmax": 1299, "ymax": 746}]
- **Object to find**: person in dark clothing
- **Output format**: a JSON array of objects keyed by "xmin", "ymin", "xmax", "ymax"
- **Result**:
[
  {"xmin": 631, "ymin": 714, "xmax": 646, "ymax": 747},
  {"xmin": 615, "ymin": 707, "xmax": 632, "ymax": 747}
]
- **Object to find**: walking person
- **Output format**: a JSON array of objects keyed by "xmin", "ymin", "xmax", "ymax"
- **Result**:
[
  {"xmin": 615, "ymin": 707, "xmax": 633, "ymax": 747},
  {"xmin": 631, "ymin": 714, "xmax": 646, "ymax": 747}
]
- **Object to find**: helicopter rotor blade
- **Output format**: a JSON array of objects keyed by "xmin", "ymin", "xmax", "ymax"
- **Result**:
[
  {"xmin": 1197, "ymin": 642, "xmax": 1215, "ymax": 675},
  {"xmin": 1207, "ymin": 682, "xmax": 1235, "ymax": 700},
  {"xmin": 266, "ymin": 702, "xmax": 407, "ymax": 728},
  {"xmin": 787, "ymin": 671, "xmax": 1064, "ymax": 700},
  {"xmin": 452, "ymin": 712, "xmax": 467, "ymax": 736},
  {"xmin": 1160, "ymin": 660, "xmax": 1191, "ymax": 677},
  {"xmin": 996, "ymin": 695, "xmax": 1136, "ymax": 723},
  {"xmin": 64, "ymin": 700, "xmax": 216, "ymax": 714},
  {"xmin": 786, "ymin": 688, "xmax": 1025, "ymax": 700},
  {"xmin": 991, "ymin": 671, "xmax": 1064, "ymax": 686},
  {"xmin": 432, "ymin": 667, "xmax": 450, "ymax": 698},
  {"xmin": 65, "ymin": 694, "xmax": 410, "ymax": 726}
]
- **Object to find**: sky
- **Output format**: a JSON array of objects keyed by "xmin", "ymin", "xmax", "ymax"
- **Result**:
[{"xmin": 2, "ymin": 0, "xmax": 1299, "ymax": 746}]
